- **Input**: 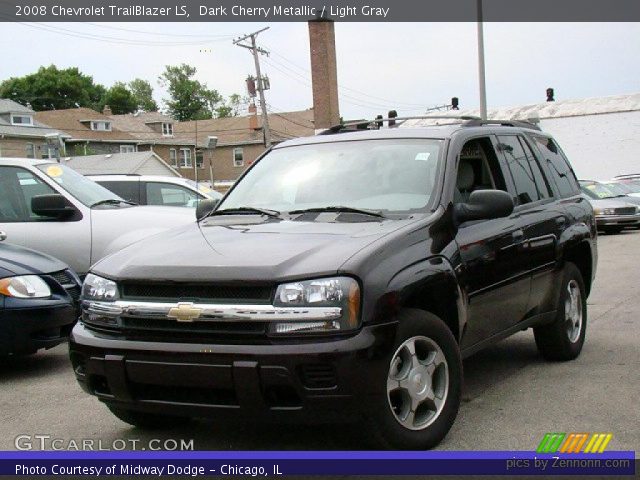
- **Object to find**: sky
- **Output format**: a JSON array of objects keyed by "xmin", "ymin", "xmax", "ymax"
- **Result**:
[{"xmin": 1, "ymin": 22, "xmax": 639, "ymax": 119}]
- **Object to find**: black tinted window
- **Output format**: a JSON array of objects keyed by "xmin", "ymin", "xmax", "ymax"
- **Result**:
[
  {"xmin": 98, "ymin": 181, "xmax": 140, "ymax": 204},
  {"xmin": 519, "ymin": 137, "xmax": 552, "ymax": 199},
  {"xmin": 498, "ymin": 135, "xmax": 541, "ymax": 205},
  {"xmin": 532, "ymin": 135, "xmax": 580, "ymax": 198}
]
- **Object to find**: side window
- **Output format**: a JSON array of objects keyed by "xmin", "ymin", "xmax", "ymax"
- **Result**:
[
  {"xmin": 519, "ymin": 136, "xmax": 552, "ymax": 198},
  {"xmin": 454, "ymin": 137, "xmax": 508, "ymax": 204},
  {"xmin": 98, "ymin": 181, "xmax": 140, "ymax": 204},
  {"xmin": 145, "ymin": 182, "xmax": 198, "ymax": 207},
  {"xmin": 497, "ymin": 135, "xmax": 541, "ymax": 205},
  {"xmin": 0, "ymin": 167, "xmax": 56, "ymax": 222},
  {"xmin": 531, "ymin": 135, "xmax": 580, "ymax": 198}
]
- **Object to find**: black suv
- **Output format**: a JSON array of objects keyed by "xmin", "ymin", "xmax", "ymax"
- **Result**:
[{"xmin": 69, "ymin": 118, "xmax": 597, "ymax": 449}]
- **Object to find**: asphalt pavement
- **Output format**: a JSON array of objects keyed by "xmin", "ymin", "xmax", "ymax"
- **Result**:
[{"xmin": 1, "ymin": 230, "xmax": 638, "ymax": 452}]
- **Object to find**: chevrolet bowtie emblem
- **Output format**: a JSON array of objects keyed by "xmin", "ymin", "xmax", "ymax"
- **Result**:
[{"xmin": 167, "ymin": 302, "xmax": 202, "ymax": 322}]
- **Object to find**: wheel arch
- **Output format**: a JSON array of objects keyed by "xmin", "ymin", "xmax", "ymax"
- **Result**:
[{"xmin": 562, "ymin": 239, "xmax": 594, "ymax": 296}]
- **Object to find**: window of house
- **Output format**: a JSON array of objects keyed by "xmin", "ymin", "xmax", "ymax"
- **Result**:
[
  {"xmin": 162, "ymin": 123, "xmax": 174, "ymax": 136},
  {"xmin": 179, "ymin": 148, "xmax": 192, "ymax": 168},
  {"xmin": 498, "ymin": 135, "xmax": 542, "ymax": 205},
  {"xmin": 233, "ymin": 147, "xmax": 244, "ymax": 167},
  {"xmin": 25, "ymin": 143, "xmax": 35, "ymax": 159},
  {"xmin": 91, "ymin": 121, "xmax": 111, "ymax": 131},
  {"xmin": 196, "ymin": 151, "xmax": 204, "ymax": 168},
  {"xmin": 11, "ymin": 115, "xmax": 33, "ymax": 126},
  {"xmin": 531, "ymin": 135, "xmax": 580, "ymax": 198},
  {"xmin": 120, "ymin": 145, "xmax": 136, "ymax": 154},
  {"xmin": 169, "ymin": 148, "xmax": 177, "ymax": 167}
]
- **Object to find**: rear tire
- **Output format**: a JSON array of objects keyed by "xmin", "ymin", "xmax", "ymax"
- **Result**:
[
  {"xmin": 368, "ymin": 309, "xmax": 462, "ymax": 449},
  {"xmin": 107, "ymin": 405, "xmax": 189, "ymax": 429},
  {"xmin": 534, "ymin": 262, "xmax": 587, "ymax": 361}
]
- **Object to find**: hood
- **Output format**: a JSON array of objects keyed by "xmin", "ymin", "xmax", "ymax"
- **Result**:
[
  {"xmin": 585, "ymin": 197, "xmax": 639, "ymax": 209},
  {"xmin": 92, "ymin": 215, "xmax": 417, "ymax": 282},
  {"xmin": 89, "ymin": 205, "xmax": 195, "ymax": 264},
  {"xmin": 0, "ymin": 242, "xmax": 68, "ymax": 277}
]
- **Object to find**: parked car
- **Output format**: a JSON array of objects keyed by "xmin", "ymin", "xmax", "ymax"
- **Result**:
[
  {"xmin": 598, "ymin": 180, "xmax": 640, "ymax": 206},
  {"xmin": 87, "ymin": 175, "xmax": 223, "ymax": 208},
  {"xmin": 70, "ymin": 118, "xmax": 596, "ymax": 449},
  {"xmin": 0, "ymin": 240, "xmax": 80, "ymax": 356},
  {"xmin": 579, "ymin": 180, "xmax": 640, "ymax": 233},
  {"xmin": 0, "ymin": 159, "xmax": 195, "ymax": 275}
]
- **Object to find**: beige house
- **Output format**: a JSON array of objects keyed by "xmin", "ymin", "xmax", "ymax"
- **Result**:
[
  {"xmin": 0, "ymin": 99, "xmax": 68, "ymax": 159},
  {"xmin": 174, "ymin": 106, "xmax": 315, "ymax": 187}
]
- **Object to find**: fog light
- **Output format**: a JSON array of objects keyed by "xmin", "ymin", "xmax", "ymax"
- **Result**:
[{"xmin": 271, "ymin": 321, "xmax": 341, "ymax": 334}]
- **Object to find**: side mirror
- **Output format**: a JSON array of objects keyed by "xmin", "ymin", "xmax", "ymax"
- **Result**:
[
  {"xmin": 31, "ymin": 194, "xmax": 76, "ymax": 219},
  {"xmin": 195, "ymin": 198, "xmax": 219, "ymax": 220},
  {"xmin": 455, "ymin": 190, "xmax": 514, "ymax": 224}
]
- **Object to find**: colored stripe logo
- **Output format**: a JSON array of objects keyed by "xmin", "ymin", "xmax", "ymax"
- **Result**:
[{"xmin": 537, "ymin": 433, "xmax": 613, "ymax": 453}]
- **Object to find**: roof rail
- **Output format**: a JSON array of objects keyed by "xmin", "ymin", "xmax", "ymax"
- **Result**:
[
  {"xmin": 463, "ymin": 119, "xmax": 542, "ymax": 131},
  {"xmin": 319, "ymin": 115, "xmax": 481, "ymax": 134},
  {"xmin": 85, "ymin": 173, "xmax": 141, "ymax": 176}
]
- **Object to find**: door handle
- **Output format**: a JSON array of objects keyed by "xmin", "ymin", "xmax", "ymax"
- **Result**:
[
  {"xmin": 512, "ymin": 229, "xmax": 525, "ymax": 243},
  {"xmin": 0, "ymin": 231, "xmax": 6, "ymax": 242}
]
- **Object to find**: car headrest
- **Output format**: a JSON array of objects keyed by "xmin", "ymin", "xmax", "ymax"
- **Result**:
[{"xmin": 457, "ymin": 160, "xmax": 475, "ymax": 191}]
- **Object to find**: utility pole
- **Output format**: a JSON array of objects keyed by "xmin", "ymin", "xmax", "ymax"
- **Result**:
[
  {"xmin": 477, "ymin": 0, "xmax": 487, "ymax": 120},
  {"xmin": 234, "ymin": 27, "xmax": 272, "ymax": 147}
]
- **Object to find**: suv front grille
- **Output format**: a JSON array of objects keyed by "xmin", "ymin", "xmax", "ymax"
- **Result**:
[
  {"xmin": 614, "ymin": 207, "xmax": 637, "ymax": 216},
  {"xmin": 120, "ymin": 283, "xmax": 273, "ymax": 304}
]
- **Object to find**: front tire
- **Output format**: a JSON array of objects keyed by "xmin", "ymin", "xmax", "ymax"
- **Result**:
[
  {"xmin": 107, "ymin": 405, "xmax": 188, "ymax": 429},
  {"xmin": 534, "ymin": 262, "xmax": 587, "ymax": 361},
  {"xmin": 369, "ymin": 309, "xmax": 462, "ymax": 449}
]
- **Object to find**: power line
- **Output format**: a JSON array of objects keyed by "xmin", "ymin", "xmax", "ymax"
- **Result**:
[{"xmin": 84, "ymin": 23, "xmax": 236, "ymax": 39}]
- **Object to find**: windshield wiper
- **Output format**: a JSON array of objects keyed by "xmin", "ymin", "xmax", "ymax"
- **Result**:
[
  {"xmin": 206, "ymin": 207, "xmax": 281, "ymax": 219},
  {"xmin": 91, "ymin": 199, "xmax": 137, "ymax": 207},
  {"xmin": 288, "ymin": 206, "xmax": 386, "ymax": 218}
]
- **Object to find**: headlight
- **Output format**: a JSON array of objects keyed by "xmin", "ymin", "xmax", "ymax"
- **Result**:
[
  {"xmin": 81, "ymin": 273, "xmax": 118, "ymax": 301},
  {"xmin": 0, "ymin": 275, "xmax": 51, "ymax": 299},
  {"xmin": 271, "ymin": 277, "xmax": 360, "ymax": 335},
  {"xmin": 594, "ymin": 208, "xmax": 615, "ymax": 216}
]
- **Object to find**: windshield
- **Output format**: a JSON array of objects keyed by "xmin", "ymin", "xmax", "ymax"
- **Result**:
[
  {"xmin": 37, "ymin": 164, "xmax": 123, "ymax": 207},
  {"xmin": 580, "ymin": 182, "xmax": 619, "ymax": 199},
  {"xmin": 601, "ymin": 182, "xmax": 629, "ymax": 196},
  {"xmin": 614, "ymin": 180, "xmax": 640, "ymax": 193},
  {"xmin": 219, "ymin": 139, "xmax": 443, "ymax": 215}
]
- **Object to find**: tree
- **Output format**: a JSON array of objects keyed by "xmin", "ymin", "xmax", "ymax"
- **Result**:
[
  {"xmin": 215, "ymin": 93, "xmax": 247, "ymax": 118},
  {"xmin": 128, "ymin": 78, "xmax": 158, "ymax": 112},
  {"xmin": 0, "ymin": 65, "xmax": 105, "ymax": 111},
  {"xmin": 158, "ymin": 64, "xmax": 223, "ymax": 121},
  {"xmin": 100, "ymin": 83, "xmax": 137, "ymax": 115}
]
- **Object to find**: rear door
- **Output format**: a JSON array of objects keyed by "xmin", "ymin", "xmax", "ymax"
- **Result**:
[
  {"xmin": 497, "ymin": 134, "xmax": 562, "ymax": 316},
  {"xmin": 96, "ymin": 180, "xmax": 141, "ymax": 204}
]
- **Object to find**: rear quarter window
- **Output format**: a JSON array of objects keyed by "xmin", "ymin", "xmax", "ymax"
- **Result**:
[{"xmin": 531, "ymin": 135, "xmax": 580, "ymax": 198}]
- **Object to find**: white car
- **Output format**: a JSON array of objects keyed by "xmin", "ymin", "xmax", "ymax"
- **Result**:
[
  {"xmin": 87, "ymin": 175, "xmax": 223, "ymax": 208},
  {"xmin": 0, "ymin": 158, "xmax": 195, "ymax": 275}
]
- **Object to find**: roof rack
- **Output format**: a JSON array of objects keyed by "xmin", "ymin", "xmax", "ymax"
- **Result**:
[
  {"xmin": 319, "ymin": 115, "xmax": 543, "ymax": 135},
  {"xmin": 464, "ymin": 119, "xmax": 541, "ymax": 131}
]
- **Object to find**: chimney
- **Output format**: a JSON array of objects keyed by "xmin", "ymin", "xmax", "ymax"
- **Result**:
[
  {"xmin": 308, "ymin": 19, "xmax": 340, "ymax": 130},
  {"xmin": 248, "ymin": 102, "xmax": 258, "ymax": 130},
  {"xmin": 102, "ymin": 105, "xmax": 112, "ymax": 116}
]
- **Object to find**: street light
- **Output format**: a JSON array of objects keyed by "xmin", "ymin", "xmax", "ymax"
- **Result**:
[{"xmin": 477, "ymin": 0, "xmax": 487, "ymax": 120}]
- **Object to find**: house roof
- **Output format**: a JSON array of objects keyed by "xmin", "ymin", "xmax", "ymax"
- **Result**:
[
  {"xmin": 0, "ymin": 98, "xmax": 68, "ymax": 138},
  {"xmin": 173, "ymin": 109, "xmax": 315, "ymax": 147},
  {"xmin": 108, "ymin": 112, "xmax": 195, "ymax": 146},
  {"xmin": 404, "ymin": 92, "xmax": 640, "ymax": 127},
  {"xmin": 34, "ymin": 107, "xmax": 138, "ymax": 143},
  {"xmin": 0, "ymin": 99, "xmax": 34, "ymax": 114},
  {"xmin": 62, "ymin": 151, "xmax": 180, "ymax": 176}
]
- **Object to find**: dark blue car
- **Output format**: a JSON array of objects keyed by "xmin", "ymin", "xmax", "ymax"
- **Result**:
[{"xmin": 0, "ymin": 240, "xmax": 80, "ymax": 356}]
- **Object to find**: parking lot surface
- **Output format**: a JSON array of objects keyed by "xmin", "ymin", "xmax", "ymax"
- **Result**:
[{"xmin": 1, "ymin": 231, "xmax": 638, "ymax": 451}]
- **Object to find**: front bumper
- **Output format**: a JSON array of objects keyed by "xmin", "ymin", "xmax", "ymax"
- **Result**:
[
  {"xmin": 595, "ymin": 214, "xmax": 640, "ymax": 227},
  {"xmin": 0, "ymin": 303, "xmax": 76, "ymax": 355},
  {"xmin": 69, "ymin": 321, "xmax": 398, "ymax": 422}
]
